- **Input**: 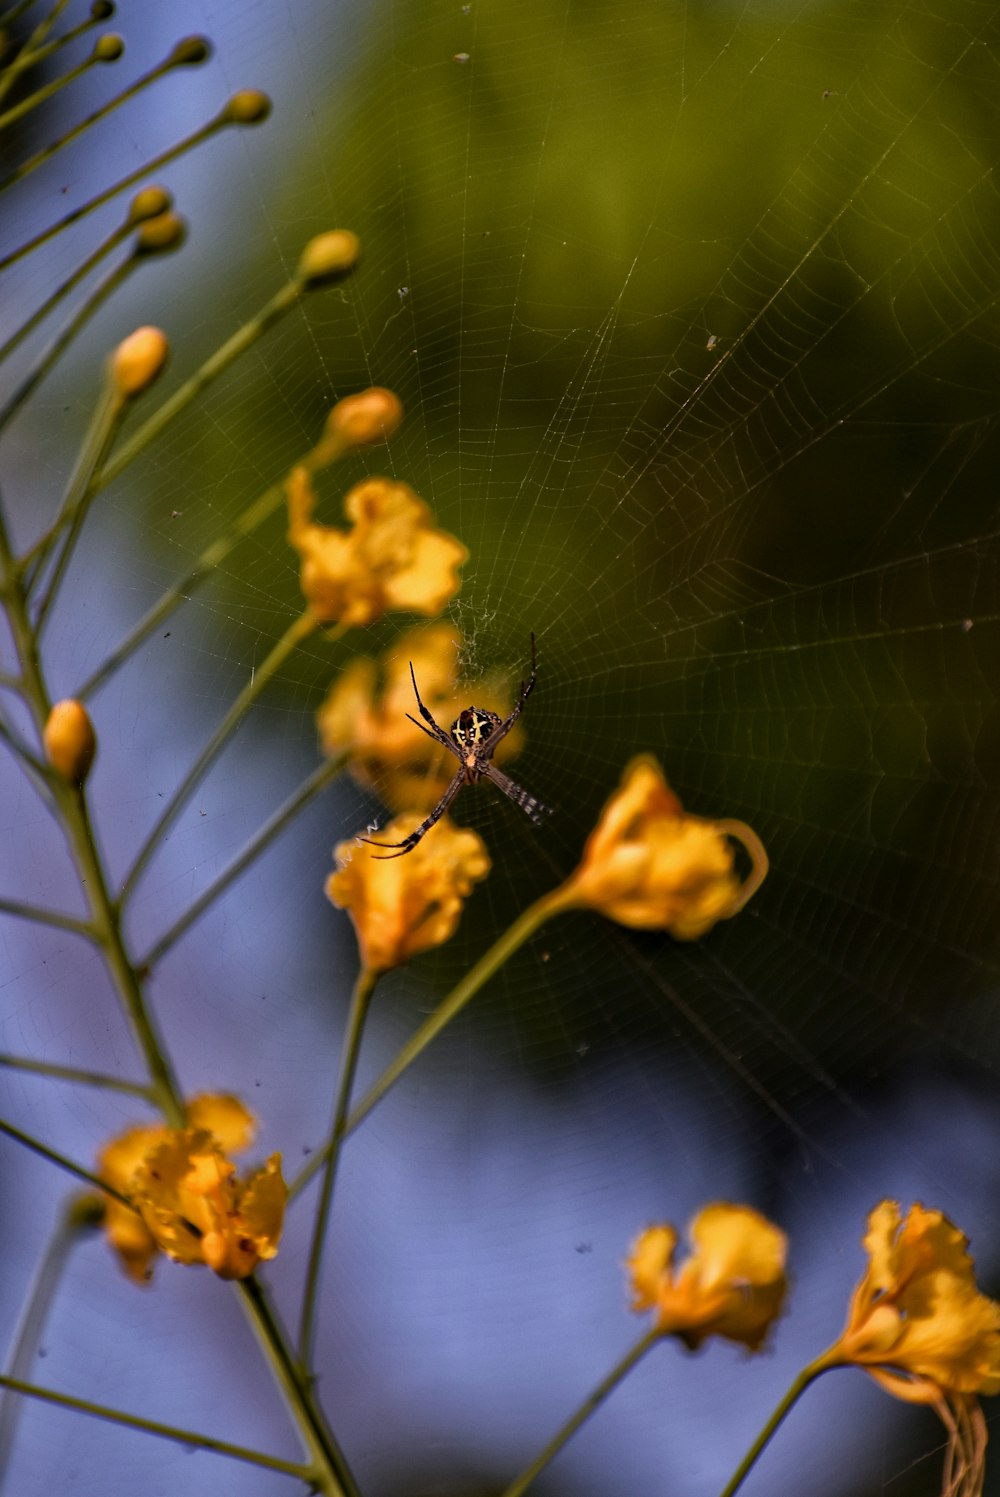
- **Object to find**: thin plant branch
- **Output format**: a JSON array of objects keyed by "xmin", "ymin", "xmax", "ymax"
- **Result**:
[
  {"xmin": 0, "ymin": 1052, "xmax": 149, "ymax": 1096},
  {"xmin": 0, "ymin": 897, "xmax": 92, "ymax": 935},
  {"xmin": 0, "ymin": 1372, "xmax": 312, "ymax": 1480},
  {"xmin": 297, "ymin": 966, "xmax": 378, "ymax": 1371},
  {"xmin": 140, "ymin": 751, "xmax": 349, "ymax": 971},
  {"xmin": 118, "ymin": 609, "xmax": 319, "ymax": 904},
  {"xmin": 0, "ymin": 189, "xmax": 168, "ymax": 368},
  {"xmin": 0, "ymin": 1194, "xmax": 102, "ymax": 1470},
  {"xmin": 0, "ymin": 1115, "xmax": 131, "ymax": 1204},
  {"xmin": 499, "ymin": 1328, "xmax": 662, "ymax": 1497},
  {"xmin": 0, "ymin": 37, "xmax": 209, "ymax": 193},
  {"xmin": 0, "ymin": 92, "xmax": 267, "ymax": 275},
  {"xmin": 239, "ymin": 1275, "xmax": 362, "ymax": 1497},
  {"xmin": 0, "ymin": 33, "xmax": 123, "ymax": 138},
  {"xmin": 0, "ymin": 0, "xmax": 73, "ymax": 110}
]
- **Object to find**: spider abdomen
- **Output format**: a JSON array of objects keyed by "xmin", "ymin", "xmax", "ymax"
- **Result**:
[{"xmin": 450, "ymin": 706, "xmax": 502, "ymax": 761}]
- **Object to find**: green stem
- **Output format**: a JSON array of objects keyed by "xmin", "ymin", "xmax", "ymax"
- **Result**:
[
  {"xmin": 0, "ymin": 248, "xmax": 136, "ymax": 432},
  {"xmin": 0, "ymin": 1116, "xmax": 132, "ymax": 1205},
  {"xmin": 0, "ymin": 897, "xmax": 92, "ymax": 935},
  {"xmin": 94, "ymin": 280, "xmax": 304, "ymax": 494},
  {"xmin": 499, "ymin": 1328, "xmax": 661, "ymax": 1497},
  {"xmin": 140, "ymin": 752, "xmax": 349, "ymax": 970},
  {"xmin": 0, "ymin": 513, "xmax": 184, "ymax": 1123},
  {"xmin": 239, "ymin": 1275, "xmax": 361, "ymax": 1497},
  {"xmin": 0, "ymin": 1195, "xmax": 102, "ymax": 1469},
  {"xmin": 119, "ymin": 609, "xmax": 319, "ymax": 904},
  {"xmin": 0, "ymin": 1052, "xmax": 150, "ymax": 1096},
  {"xmin": 717, "ymin": 1355, "xmax": 837, "ymax": 1497},
  {"xmin": 297, "ymin": 967, "xmax": 379, "ymax": 1371},
  {"xmin": 31, "ymin": 384, "xmax": 127, "ymax": 631},
  {"xmin": 0, "ymin": 104, "xmax": 237, "ymax": 275},
  {"xmin": 0, "ymin": 0, "xmax": 72, "ymax": 110},
  {"xmin": 0, "ymin": 1372, "xmax": 311, "ymax": 1481},
  {"xmin": 344, "ymin": 889, "xmax": 565, "ymax": 1137},
  {"xmin": 0, "ymin": 42, "xmax": 202, "ymax": 194}
]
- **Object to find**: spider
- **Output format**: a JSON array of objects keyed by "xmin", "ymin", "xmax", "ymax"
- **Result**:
[{"xmin": 362, "ymin": 634, "xmax": 552, "ymax": 858}]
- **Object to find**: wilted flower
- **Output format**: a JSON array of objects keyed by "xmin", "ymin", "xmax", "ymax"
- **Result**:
[
  {"xmin": 317, "ymin": 622, "xmax": 525, "ymax": 812},
  {"xmin": 627, "ymin": 1204, "xmax": 788, "ymax": 1351},
  {"xmin": 326, "ymin": 815, "xmax": 490, "ymax": 972},
  {"xmin": 287, "ymin": 468, "xmax": 467, "ymax": 627},
  {"xmin": 821, "ymin": 1201, "xmax": 1000, "ymax": 1497},
  {"xmin": 97, "ymin": 1094, "xmax": 285, "ymax": 1283},
  {"xmin": 551, "ymin": 754, "xmax": 767, "ymax": 939}
]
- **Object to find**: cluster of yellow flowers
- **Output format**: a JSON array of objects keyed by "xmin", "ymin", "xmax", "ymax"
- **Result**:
[
  {"xmin": 83, "ymin": 378, "xmax": 998, "ymax": 1497},
  {"xmin": 97, "ymin": 1094, "xmax": 285, "ymax": 1283},
  {"xmin": 626, "ymin": 1199, "xmax": 1000, "ymax": 1497}
]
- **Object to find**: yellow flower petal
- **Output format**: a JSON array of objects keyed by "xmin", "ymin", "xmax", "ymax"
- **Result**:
[
  {"xmin": 557, "ymin": 755, "xmax": 768, "ymax": 939},
  {"xmin": 626, "ymin": 1203, "xmax": 787, "ymax": 1351},
  {"xmin": 96, "ymin": 1099, "xmax": 285, "ymax": 1282},
  {"xmin": 326, "ymin": 815, "xmax": 491, "ymax": 972},
  {"xmin": 288, "ymin": 470, "xmax": 467, "ymax": 627}
]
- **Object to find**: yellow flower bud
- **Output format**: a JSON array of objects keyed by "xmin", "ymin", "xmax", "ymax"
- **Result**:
[
  {"xmin": 298, "ymin": 230, "xmax": 361, "ymax": 288},
  {"xmin": 223, "ymin": 89, "xmax": 271, "ymax": 125},
  {"xmin": 108, "ymin": 326, "xmax": 169, "ymax": 398},
  {"xmin": 127, "ymin": 185, "xmax": 172, "ymax": 225},
  {"xmin": 134, "ymin": 211, "xmax": 186, "ymax": 257},
  {"xmin": 92, "ymin": 32, "xmax": 124, "ymax": 62},
  {"xmin": 325, "ymin": 386, "xmax": 403, "ymax": 448},
  {"xmin": 43, "ymin": 699, "xmax": 96, "ymax": 785}
]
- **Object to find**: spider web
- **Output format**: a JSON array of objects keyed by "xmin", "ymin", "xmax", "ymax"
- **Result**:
[{"xmin": 3, "ymin": 0, "xmax": 1000, "ymax": 1494}]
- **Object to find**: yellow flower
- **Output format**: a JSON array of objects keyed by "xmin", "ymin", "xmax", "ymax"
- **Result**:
[
  {"xmin": 626, "ymin": 1204, "xmax": 788, "ymax": 1350},
  {"xmin": 317, "ymin": 622, "xmax": 526, "ymax": 812},
  {"xmin": 832, "ymin": 1201, "xmax": 1000, "ymax": 1396},
  {"xmin": 821, "ymin": 1201, "xmax": 1000, "ymax": 1497},
  {"xmin": 97, "ymin": 1095, "xmax": 285, "ymax": 1283},
  {"xmin": 326, "ymin": 815, "xmax": 490, "ymax": 972},
  {"xmin": 286, "ymin": 468, "xmax": 467, "ymax": 627},
  {"xmin": 132, "ymin": 1134, "xmax": 285, "ymax": 1281},
  {"xmin": 553, "ymin": 755, "xmax": 768, "ymax": 939}
]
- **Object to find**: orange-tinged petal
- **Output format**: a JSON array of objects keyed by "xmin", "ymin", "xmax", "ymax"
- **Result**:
[
  {"xmin": 326, "ymin": 816, "xmax": 490, "ymax": 972},
  {"xmin": 557, "ymin": 756, "xmax": 767, "ymax": 939},
  {"xmin": 627, "ymin": 1203, "xmax": 787, "ymax": 1351},
  {"xmin": 187, "ymin": 1093, "xmax": 255, "ymax": 1154}
]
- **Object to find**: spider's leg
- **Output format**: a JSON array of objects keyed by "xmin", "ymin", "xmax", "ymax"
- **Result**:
[
  {"xmin": 408, "ymin": 660, "xmax": 453, "ymax": 749},
  {"xmin": 482, "ymin": 763, "xmax": 553, "ymax": 827},
  {"xmin": 407, "ymin": 712, "xmax": 462, "ymax": 758},
  {"xmin": 483, "ymin": 635, "xmax": 539, "ymax": 753},
  {"xmin": 361, "ymin": 769, "xmax": 466, "ymax": 858}
]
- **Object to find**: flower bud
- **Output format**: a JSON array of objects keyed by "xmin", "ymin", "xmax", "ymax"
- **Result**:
[
  {"xmin": 44, "ymin": 700, "xmax": 96, "ymax": 785},
  {"xmin": 325, "ymin": 387, "xmax": 403, "ymax": 449},
  {"xmin": 133, "ymin": 211, "xmax": 186, "ymax": 257},
  {"xmin": 223, "ymin": 89, "xmax": 271, "ymax": 126},
  {"xmin": 109, "ymin": 326, "xmax": 169, "ymax": 399},
  {"xmin": 167, "ymin": 35, "xmax": 210, "ymax": 67},
  {"xmin": 92, "ymin": 33, "xmax": 124, "ymax": 62},
  {"xmin": 298, "ymin": 230, "xmax": 361, "ymax": 288},
  {"xmin": 127, "ymin": 186, "xmax": 172, "ymax": 226}
]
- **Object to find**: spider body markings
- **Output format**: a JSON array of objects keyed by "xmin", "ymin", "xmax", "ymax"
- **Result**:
[{"xmin": 362, "ymin": 634, "xmax": 552, "ymax": 858}]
